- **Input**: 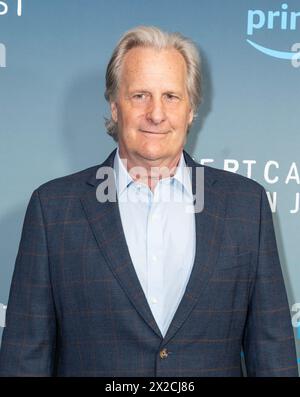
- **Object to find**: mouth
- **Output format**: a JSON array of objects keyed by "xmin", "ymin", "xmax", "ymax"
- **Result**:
[{"xmin": 139, "ymin": 129, "xmax": 170, "ymax": 135}]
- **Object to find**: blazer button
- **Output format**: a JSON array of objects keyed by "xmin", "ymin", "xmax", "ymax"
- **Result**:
[{"xmin": 159, "ymin": 348, "xmax": 169, "ymax": 359}]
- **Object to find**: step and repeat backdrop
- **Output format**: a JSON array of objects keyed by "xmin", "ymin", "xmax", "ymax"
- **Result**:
[{"xmin": 0, "ymin": 0, "xmax": 299, "ymax": 372}]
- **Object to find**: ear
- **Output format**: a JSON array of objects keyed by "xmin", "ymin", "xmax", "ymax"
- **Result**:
[
  {"xmin": 110, "ymin": 102, "xmax": 118, "ymax": 122},
  {"xmin": 188, "ymin": 108, "xmax": 194, "ymax": 125}
]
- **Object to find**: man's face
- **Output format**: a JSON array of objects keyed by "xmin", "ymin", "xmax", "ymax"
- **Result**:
[{"xmin": 110, "ymin": 46, "xmax": 194, "ymax": 165}]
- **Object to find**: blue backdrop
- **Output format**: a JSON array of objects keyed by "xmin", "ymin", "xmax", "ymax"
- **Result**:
[{"xmin": 0, "ymin": 0, "xmax": 299, "ymax": 371}]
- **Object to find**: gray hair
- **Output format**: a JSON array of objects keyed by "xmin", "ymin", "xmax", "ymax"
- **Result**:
[{"xmin": 104, "ymin": 25, "xmax": 202, "ymax": 142}]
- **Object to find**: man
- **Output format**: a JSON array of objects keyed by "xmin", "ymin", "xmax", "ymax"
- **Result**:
[{"xmin": 0, "ymin": 26, "xmax": 298, "ymax": 377}]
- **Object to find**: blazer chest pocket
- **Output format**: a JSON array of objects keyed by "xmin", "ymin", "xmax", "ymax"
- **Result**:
[{"xmin": 215, "ymin": 251, "xmax": 253, "ymax": 270}]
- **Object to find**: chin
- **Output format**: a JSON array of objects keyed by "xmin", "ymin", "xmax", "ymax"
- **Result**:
[{"xmin": 138, "ymin": 147, "xmax": 167, "ymax": 161}]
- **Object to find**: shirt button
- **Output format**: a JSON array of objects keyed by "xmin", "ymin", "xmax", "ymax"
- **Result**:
[
  {"xmin": 152, "ymin": 255, "xmax": 157, "ymax": 262},
  {"xmin": 159, "ymin": 348, "xmax": 169, "ymax": 359}
]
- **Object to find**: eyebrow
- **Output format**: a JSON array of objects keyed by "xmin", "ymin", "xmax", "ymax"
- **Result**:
[
  {"xmin": 128, "ymin": 89, "xmax": 183, "ymax": 96},
  {"xmin": 164, "ymin": 91, "xmax": 183, "ymax": 96},
  {"xmin": 128, "ymin": 90, "xmax": 150, "ymax": 94}
]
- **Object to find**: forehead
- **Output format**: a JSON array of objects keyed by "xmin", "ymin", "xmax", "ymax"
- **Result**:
[{"xmin": 119, "ymin": 46, "xmax": 188, "ymax": 89}]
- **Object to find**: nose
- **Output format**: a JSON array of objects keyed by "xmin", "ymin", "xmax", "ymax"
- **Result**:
[{"xmin": 146, "ymin": 97, "xmax": 166, "ymax": 125}]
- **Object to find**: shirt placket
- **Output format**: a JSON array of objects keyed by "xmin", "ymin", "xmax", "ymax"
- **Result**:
[{"xmin": 145, "ymin": 183, "xmax": 165, "ymax": 331}]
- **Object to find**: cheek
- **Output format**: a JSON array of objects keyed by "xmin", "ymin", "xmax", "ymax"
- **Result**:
[
  {"xmin": 121, "ymin": 108, "xmax": 144, "ymax": 129},
  {"xmin": 169, "ymin": 112, "xmax": 191, "ymax": 131}
]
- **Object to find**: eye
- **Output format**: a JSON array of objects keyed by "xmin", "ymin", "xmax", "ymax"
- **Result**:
[
  {"xmin": 164, "ymin": 93, "xmax": 180, "ymax": 102},
  {"xmin": 132, "ymin": 93, "xmax": 148, "ymax": 101}
]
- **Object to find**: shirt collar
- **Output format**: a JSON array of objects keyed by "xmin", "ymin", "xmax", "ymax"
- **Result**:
[{"xmin": 113, "ymin": 146, "xmax": 193, "ymax": 200}]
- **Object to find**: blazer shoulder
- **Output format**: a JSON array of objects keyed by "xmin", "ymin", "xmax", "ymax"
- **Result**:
[
  {"xmin": 34, "ymin": 164, "xmax": 100, "ymax": 198},
  {"xmin": 202, "ymin": 163, "xmax": 265, "ymax": 196}
]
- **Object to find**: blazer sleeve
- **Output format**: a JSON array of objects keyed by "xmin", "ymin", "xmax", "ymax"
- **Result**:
[
  {"xmin": 0, "ymin": 189, "xmax": 57, "ymax": 376},
  {"xmin": 242, "ymin": 187, "xmax": 299, "ymax": 377}
]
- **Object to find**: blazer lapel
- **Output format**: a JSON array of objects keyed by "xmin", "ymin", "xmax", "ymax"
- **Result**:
[
  {"xmin": 161, "ymin": 151, "xmax": 227, "ymax": 345},
  {"xmin": 80, "ymin": 149, "xmax": 163, "ymax": 339}
]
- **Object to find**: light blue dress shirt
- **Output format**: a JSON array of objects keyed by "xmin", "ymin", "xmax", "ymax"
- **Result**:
[{"xmin": 113, "ymin": 147, "xmax": 196, "ymax": 337}]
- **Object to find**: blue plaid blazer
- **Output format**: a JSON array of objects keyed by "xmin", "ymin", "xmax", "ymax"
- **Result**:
[{"xmin": 0, "ymin": 149, "xmax": 298, "ymax": 377}]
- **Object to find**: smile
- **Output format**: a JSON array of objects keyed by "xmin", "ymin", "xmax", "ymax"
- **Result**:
[{"xmin": 139, "ymin": 129, "xmax": 169, "ymax": 135}]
